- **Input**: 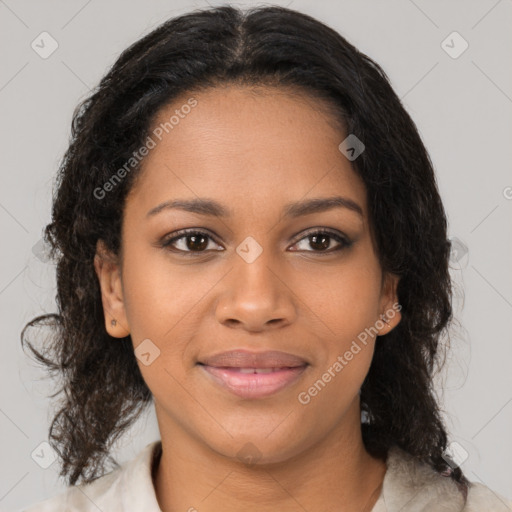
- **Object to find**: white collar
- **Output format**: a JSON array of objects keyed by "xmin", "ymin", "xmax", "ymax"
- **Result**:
[{"xmin": 26, "ymin": 440, "xmax": 511, "ymax": 511}]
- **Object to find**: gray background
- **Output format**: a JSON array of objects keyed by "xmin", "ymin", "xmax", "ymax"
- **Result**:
[{"xmin": 1, "ymin": 0, "xmax": 511, "ymax": 509}]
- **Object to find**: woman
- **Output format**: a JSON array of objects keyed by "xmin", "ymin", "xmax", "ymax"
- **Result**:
[{"xmin": 20, "ymin": 5, "xmax": 511, "ymax": 511}]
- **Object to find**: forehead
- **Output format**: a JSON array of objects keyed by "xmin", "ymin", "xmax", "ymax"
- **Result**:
[{"xmin": 126, "ymin": 84, "xmax": 367, "ymax": 216}]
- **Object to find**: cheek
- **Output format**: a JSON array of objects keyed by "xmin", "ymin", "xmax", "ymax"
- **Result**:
[
  {"xmin": 124, "ymin": 277, "xmax": 196, "ymax": 405},
  {"xmin": 301, "ymin": 262, "xmax": 382, "ymax": 388},
  {"xmin": 120, "ymin": 247, "xmax": 200, "ymax": 339},
  {"xmin": 120, "ymin": 248, "xmax": 220, "ymax": 379},
  {"xmin": 302, "ymin": 261, "xmax": 381, "ymax": 336}
]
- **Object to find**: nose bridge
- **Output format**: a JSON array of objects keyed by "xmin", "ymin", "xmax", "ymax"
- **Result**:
[
  {"xmin": 215, "ymin": 235, "xmax": 296, "ymax": 329},
  {"xmin": 234, "ymin": 241, "xmax": 278, "ymax": 300}
]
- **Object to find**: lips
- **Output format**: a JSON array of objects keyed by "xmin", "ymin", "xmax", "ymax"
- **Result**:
[
  {"xmin": 198, "ymin": 349, "xmax": 308, "ymax": 369},
  {"xmin": 197, "ymin": 349, "xmax": 309, "ymax": 399},
  {"xmin": 200, "ymin": 365, "xmax": 308, "ymax": 399}
]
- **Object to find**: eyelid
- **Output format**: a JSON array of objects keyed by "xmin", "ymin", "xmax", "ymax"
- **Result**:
[
  {"xmin": 161, "ymin": 228, "xmax": 223, "ymax": 252},
  {"xmin": 290, "ymin": 226, "xmax": 350, "ymax": 245},
  {"xmin": 288, "ymin": 227, "xmax": 352, "ymax": 253}
]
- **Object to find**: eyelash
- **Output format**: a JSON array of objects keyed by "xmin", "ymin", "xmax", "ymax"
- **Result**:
[{"xmin": 160, "ymin": 227, "xmax": 352, "ymax": 256}]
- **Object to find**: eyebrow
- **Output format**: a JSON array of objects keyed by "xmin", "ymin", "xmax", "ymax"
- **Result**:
[{"xmin": 146, "ymin": 196, "xmax": 363, "ymax": 219}]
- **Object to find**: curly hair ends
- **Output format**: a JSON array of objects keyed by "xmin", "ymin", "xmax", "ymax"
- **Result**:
[{"xmin": 21, "ymin": 4, "xmax": 469, "ymax": 496}]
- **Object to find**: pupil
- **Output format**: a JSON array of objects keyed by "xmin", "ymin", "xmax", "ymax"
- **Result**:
[
  {"xmin": 310, "ymin": 234, "xmax": 330, "ymax": 251},
  {"xmin": 187, "ymin": 235, "xmax": 208, "ymax": 251}
]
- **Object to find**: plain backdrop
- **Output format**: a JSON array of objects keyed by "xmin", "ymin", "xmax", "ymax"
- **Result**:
[{"xmin": 1, "ymin": 0, "xmax": 511, "ymax": 509}]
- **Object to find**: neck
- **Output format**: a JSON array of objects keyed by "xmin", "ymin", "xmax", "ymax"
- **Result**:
[{"xmin": 153, "ymin": 400, "xmax": 387, "ymax": 512}]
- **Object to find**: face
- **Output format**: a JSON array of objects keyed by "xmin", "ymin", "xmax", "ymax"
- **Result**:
[{"xmin": 94, "ymin": 84, "xmax": 401, "ymax": 463}]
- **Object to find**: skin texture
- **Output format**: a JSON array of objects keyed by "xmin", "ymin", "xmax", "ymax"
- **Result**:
[{"xmin": 94, "ymin": 85, "xmax": 401, "ymax": 512}]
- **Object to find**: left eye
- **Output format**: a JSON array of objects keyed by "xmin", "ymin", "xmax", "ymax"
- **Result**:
[{"xmin": 290, "ymin": 230, "xmax": 351, "ymax": 253}]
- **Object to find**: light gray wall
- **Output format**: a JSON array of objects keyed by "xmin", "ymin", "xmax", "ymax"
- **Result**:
[{"xmin": 1, "ymin": 0, "xmax": 511, "ymax": 509}]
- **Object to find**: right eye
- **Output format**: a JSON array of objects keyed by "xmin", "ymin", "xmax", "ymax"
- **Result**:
[{"xmin": 161, "ymin": 229, "xmax": 224, "ymax": 254}]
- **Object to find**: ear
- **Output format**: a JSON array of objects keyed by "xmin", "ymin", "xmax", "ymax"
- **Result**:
[
  {"xmin": 376, "ymin": 272, "xmax": 401, "ymax": 336},
  {"xmin": 93, "ymin": 239, "xmax": 130, "ymax": 338}
]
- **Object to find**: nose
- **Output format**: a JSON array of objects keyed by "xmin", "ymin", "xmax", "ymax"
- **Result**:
[{"xmin": 214, "ymin": 250, "xmax": 297, "ymax": 332}]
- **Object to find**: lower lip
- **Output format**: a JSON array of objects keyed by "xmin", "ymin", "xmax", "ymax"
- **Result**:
[{"xmin": 199, "ymin": 364, "xmax": 308, "ymax": 399}]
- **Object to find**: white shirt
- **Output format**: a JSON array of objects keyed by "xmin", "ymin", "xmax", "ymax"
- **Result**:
[{"xmin": 20, "ymin": 440, "xmax": 512, "ymax": 511}]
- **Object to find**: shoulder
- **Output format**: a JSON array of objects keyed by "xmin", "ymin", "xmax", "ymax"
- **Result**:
[
  {"xmin": 20, "ymin": 468, "xmax": 122, "ymax": 512},
  {"xmin": 464, "ymin": 481, "xmax": 512, "ymax": 511},
  {"xmin": 373, "ymin": 445, "xmax": 512, "ymax": 511},
  {"xmin": 19, "ymin": 441, "xmax": 162, "ymax": 512}
]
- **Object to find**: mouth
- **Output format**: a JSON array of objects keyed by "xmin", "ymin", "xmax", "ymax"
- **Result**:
[{"xmin": 197, "ymin": 363, "xmax": 309, "ymax": 399}]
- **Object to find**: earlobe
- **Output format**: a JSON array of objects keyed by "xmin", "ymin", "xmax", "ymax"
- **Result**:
[
  {"xmin": 93, "ymin": 239, "xmax": 130, "ymax": 338},
  {"xmin": 378, "ymin": 272, "xmax": 402, "ymax": 335},
  {"xmin": 378, "ymin": 308, "xmax": 401, "ymax": 335}
]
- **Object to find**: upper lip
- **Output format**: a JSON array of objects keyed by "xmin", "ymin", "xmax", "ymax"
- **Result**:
[{"xmin": 198, "ymin": 349, "xmax": 308, "ymax": 369}]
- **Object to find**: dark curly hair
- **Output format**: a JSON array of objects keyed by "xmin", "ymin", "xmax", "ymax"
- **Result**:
[{"xmin": 21, "ymin": 3, "xmax": 470, "ymax": 498}]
